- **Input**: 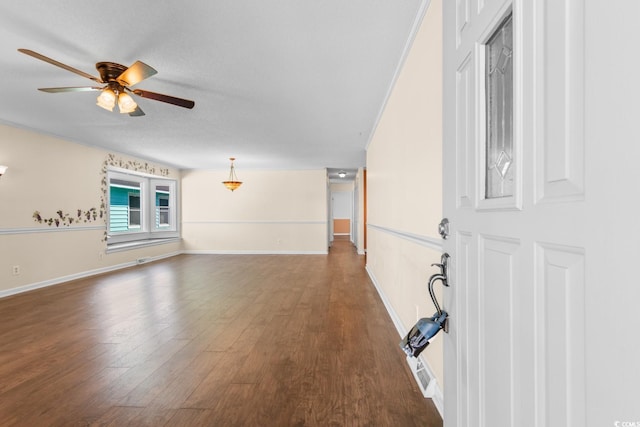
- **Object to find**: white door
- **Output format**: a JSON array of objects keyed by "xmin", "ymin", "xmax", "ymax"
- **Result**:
[{"xmin": 442, "ymin": 1, "xmax": 640, "ymax": 426}]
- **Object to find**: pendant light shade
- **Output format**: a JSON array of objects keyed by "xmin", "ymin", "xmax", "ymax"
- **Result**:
[
  {"xmin": 222, "ymin": 157, "xmax": 242, "ymax": 191},
  {"xmin": 117, "ymin": 92, "xmax": 138, "ymax": 114},
  {"xmin": 96, "ymin": 88, "xmax": 116, "ymax": 111}
]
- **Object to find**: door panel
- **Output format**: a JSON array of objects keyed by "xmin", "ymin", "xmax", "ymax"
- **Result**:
[
  {"xmin": 452, "ymin": 231, "xmax": 475, "ymax": 427},
  {"xmin": 480, "ymin": 236, "xmax": 518, "ymax": 427},
  {"xmin": 456, "ymin": 55, "xmax": 473, "ymax": 208},
  {"xmin": 537, "ymin": 243, "xmax": 586, "ymax": 427},
  {"xmin": 456, "ymin": 0, "xmax": 469, "ymax": 50},
  {"xmin": 537, "ymin": 0, "xmax": 585, "ymax": 202}
]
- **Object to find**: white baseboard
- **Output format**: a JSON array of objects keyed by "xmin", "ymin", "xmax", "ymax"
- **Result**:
[
  {"xmin": 182, "ymin": 249, "xmax": 328, "ymax": 255},
  {"xmin": 0, "ymin": 251, "xmax": 181, "ymax": 299},
  {"xmin": 365, "ymin": 265, "xmax": 444, "ymax": 418}
]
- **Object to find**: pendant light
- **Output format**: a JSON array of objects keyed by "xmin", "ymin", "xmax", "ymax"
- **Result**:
[{"xmin": 222, "ymin": 157, "xmax": 242, "ymax": 191}]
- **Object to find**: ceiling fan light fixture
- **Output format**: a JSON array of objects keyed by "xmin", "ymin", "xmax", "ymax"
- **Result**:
[
  {"xmin": 118, "ymin": 92, "xmax": 138, "ymax": 114},
  {"xmin": 19, "ymin": 49, "xmax": 196, "ymax": 116},
  {"xmin": 96, "ymin": 88, "xmax": 116, "ymax": 111}
]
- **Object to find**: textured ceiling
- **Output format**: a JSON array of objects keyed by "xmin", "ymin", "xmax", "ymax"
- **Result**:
[{"xmin": 0, "ymin": 1, "xmax": 425, "ymax": 172}]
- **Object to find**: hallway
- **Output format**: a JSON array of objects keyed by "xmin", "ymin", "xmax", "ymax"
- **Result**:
[{"xmin": 0, "ymin": 239, "xmax": 441, "ymax": 426}]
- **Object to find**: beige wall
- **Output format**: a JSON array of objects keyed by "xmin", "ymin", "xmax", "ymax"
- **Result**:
[
  {"xmin": 330, "ymin": 183, "xmax": 354, "ymax": 193},
  {"xmin": 0, "ymin": 124, "xmax": 181, "ymax": 295},
  {"xmin": 355, "ymin": 167, "xmax": 365, "ymax": 255},
  {"xmin": 333, "ymin": 219, "xmax": 350, "ymax": 234},
  {"xmin": 181, "ymin": 169, "xmax": 327, "ymax": 253},
  {"xmin": 365, "ymin": 0, "xmax": 444, "ymax": 392}
]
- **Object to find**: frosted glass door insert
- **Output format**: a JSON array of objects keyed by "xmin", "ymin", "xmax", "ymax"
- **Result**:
[{"xmin": 485, "ymin": 14, "xmax": 514, "ymax": 199}]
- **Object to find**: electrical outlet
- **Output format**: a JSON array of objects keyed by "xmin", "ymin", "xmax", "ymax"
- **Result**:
[{"xmin": 12, "ymin": 265, "xmax": 20, "ymax": 275}]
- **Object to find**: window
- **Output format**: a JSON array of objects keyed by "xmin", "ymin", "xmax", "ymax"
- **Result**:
[
  {"xmin": 107, "ymin": 169, "xmax": 179, "ymax": 245},
  {"xmin": 128, "ymin": 193, "xmax": 141, "ymax": 229},
  {"xmin": 155, "ymin": 185, "xmax": 171, "ymax": 228}
]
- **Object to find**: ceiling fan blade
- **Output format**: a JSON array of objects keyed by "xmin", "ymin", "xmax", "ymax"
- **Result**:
[
  {"xmin": 18, "ymin": 49, "xmax": 102, "ymax": 83},
  {"xmin": 116, "ymin": 61, "xmax": 157, "ymax": 87},
  {"xmin": 132, "ymin": 89, "xmax": 195, "ymax": 109},
  {"xmin": 38, "ymin": 86, "xmax": 102, "ymax": 93},
  {"xmin": 129, "ymin": 106, "xmax": 145, "ymax": 117}
]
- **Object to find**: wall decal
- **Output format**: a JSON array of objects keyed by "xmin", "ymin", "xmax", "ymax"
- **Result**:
[
  {"xmin": 33, "ymin": 208, "xmax": 100, "ymax": 227},
  {"xmin": 32, "ymin": 154, "xmax": 170, "ymax": 242},
  {"xmin": 101, "ymin": 153, "xmax": 170, "ymax": 177}
]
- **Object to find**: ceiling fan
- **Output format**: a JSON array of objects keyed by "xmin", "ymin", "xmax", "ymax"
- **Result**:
[{"xmin": 18, "ymin": 48, "xmax": 195, "ymax": 116}]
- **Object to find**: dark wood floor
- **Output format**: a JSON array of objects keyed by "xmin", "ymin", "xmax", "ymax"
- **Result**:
[{"xmin": 0, "ymin": 238, "xmax": 442, "ymax": 426}]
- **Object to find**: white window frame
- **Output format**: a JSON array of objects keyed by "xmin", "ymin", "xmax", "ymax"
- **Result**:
[
  {"xmin": 149, "ymin": 178, "xmax": 178, "ymax": 236},
  {"xmin": 107, "ymin": 168, "xmax": 179, "ymax": 246}
]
